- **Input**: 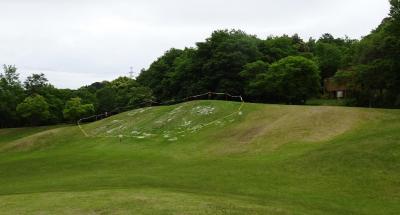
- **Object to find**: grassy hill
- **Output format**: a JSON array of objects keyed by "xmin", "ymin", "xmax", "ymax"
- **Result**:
[{"xmin": 0, "ymin": 100, "xmax": 399, "ymax": 214}]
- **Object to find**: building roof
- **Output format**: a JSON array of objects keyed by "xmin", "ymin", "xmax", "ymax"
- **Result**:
[{"xmin": 324, "ymin": 78, "xmax": 348, "ymax": 92}]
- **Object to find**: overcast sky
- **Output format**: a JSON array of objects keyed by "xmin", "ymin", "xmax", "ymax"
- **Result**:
[{"xmin": 0, "ymin": 0, "xmax": 391, "ymax": 89}]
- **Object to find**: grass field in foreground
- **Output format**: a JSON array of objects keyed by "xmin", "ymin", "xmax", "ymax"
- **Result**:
[{"xmin": 0, "ymin": 100, "xmax": 399, "ymax": 214}]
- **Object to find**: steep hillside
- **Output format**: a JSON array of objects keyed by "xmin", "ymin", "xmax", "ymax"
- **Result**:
[{"xmin": 0, "ymin": 101, "xmax": 399, "ymax": 214}]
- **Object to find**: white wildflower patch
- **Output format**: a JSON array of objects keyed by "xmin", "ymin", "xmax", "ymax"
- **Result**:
[
  {"xmin": 131, "ymin": 130, "xmax": 155, "ymax": 139},
  {"xmin": 111, "ymin": 120, "xmax": 123, "ymax": 123},
  {"xmin": 181, "ymin": 119, "xmax": 192, "ymax": 127},
  {"xmin": 143, "ymin": 132, "xmax": 154, "ymax": 137},
  {"xmin": 168, "ymin": 137, "xmax": 178, "ymax": 141},
  {"xmin": 107, "ymin": 125, "xmax": 125, "ymax": 134},
  {"xmin": 189, "ymin": 124, "xmax": 204, "ymax": 133},
  {"xmin": 163, "ymin": 132, "xmax": 171, "ymax": 138},
  {"xmin": 131, "ymin": 130, "xmax": 156, "ymax": 139},
  {"xmin": 92, "ymin": 125, "xmax": 107, "ymax": 134},
  {"xmin": 127, "ymin": 107, "xmax": 150, "ymax": 116},
  {"xmin": 214, "ymin": 120, "xmax": 222, "ymax": 125},
  {"xmin": 131, "ymin": 130, "xmax": 141, "ymax": 135},
  {"xmin": 191, "ymin": 106, "xmax": 215, "ymax": 115},
  {"xmin": 155, "ymin": 106, "xmax": 184, "ymax": 126},
  {"xmin": 169, "ymin": 106, "xmax": 183, "ymax": 115},
  {"xmin": 155, "ymin": 120, "xmax": 164, "ymax": 124}
]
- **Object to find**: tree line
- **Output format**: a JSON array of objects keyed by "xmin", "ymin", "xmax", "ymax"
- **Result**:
[
  {"xmin": 1, "ymin": 0, "xmax": 399, "ymax": 128},
  {"xmin": 0, "ymin": 70, "xmax": 152, "ymax": 127},
  {"xmin": 137, "ymin": 0, "xmax": 400, "ymax": 108}
]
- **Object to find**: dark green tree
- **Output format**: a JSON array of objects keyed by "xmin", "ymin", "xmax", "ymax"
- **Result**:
[
  {"xmin": 108, "ymin": 76, "xmax": 154, "ymax": 108},
  {"xmin": 137, "ymin": 48, "xmax": 184, "ymax": 100},
  {"xmin": 0, "ymin": 65, "xmax": 25, "ymax": 127},
  {"xmin": 200, "ymin": 30, "xmax": 262, "ymax": 94},
  {"xmin": 259, "ymin": 35, "xmax": 301, "ymax": 63},
  {"xmin": 314, "ymin": 42, "xmax": 342, "ymax": 80},
  {"xmin": 16, "ymin": 95, "xmax": 50, "ymax": 126},
  {"xmin": 95, "ymin": 85, "xmax": 116, "ymax": 113},
  {"xmin": 353, "ymin": 0, "xmax": 400, "ymax": 107},
  {"xmin": 260, "ymin": 56, "xmax": 320, "ymax": 104},
  {"xmin": 63, "ymin": 97, "xmax": 94, "ymax": 123},
  {"xmin": 24, "ymin": 73, "xmax": 49, "ymax": 95},
  {"xmin": 239, "ymin": 60, "xmax": 269, "ymax": 100}
]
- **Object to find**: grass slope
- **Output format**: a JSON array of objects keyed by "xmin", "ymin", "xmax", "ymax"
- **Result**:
[{"xmin": 0, "ymin": 100, "xmax": 399, "ymax": 214}]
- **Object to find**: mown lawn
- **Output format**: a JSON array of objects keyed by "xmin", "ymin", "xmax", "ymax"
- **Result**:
[{"xmin": 0, "ymin": 101, "xmax": 399, "ymax": 214}]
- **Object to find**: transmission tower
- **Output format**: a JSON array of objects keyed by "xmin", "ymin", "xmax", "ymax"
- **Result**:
[{"xmin": 129, "ymin": 66, "xmax": 134, "ymax": 79}]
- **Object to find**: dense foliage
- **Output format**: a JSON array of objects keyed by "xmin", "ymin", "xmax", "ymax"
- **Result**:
[
  {"xmin": 0, "ymin": 0, "xmax": 399, "ymax": 128},
  {"xmin": 350, "ymin": 0, "xmax": 400, "ymax": 107},
  {"xmin": 258, "ymin": 56, "xmax": 320, "ymax": 104},
  {"xmin": 63, "ymin": 98, "xmax": 95, "ymax": 123},
  {"xmin": 135, "ymin": 30, "xmax": 360, "ymax": 104},
  {"xmin": 0, "ymin": 67, "xmax": 153, "ymax": 127}
]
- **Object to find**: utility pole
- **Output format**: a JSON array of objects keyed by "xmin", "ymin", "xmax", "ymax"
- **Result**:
[{"xmin": 129, "ymin": 66, "xmax": 134, "ymax": 79}]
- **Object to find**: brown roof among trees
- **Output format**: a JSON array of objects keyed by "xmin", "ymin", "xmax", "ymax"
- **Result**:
[{"xmin": 324, "ymin": 78, "xmax": 348, "ymax": 92}]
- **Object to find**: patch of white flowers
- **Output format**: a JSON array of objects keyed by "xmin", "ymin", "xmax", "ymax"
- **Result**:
[
  {"xmin": 127, "ymin": 107, "xmax": 150, "ymax": 116},
  {"xmin": 191, "ymin": 106, "xmax": 215, "ymax": 115}
]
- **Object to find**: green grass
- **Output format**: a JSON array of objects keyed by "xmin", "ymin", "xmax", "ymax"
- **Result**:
[
  {"xmin": 306, "ymin": 98, "xmax": 348, "ymax": 106},
  {"xmin": 0, "ymin": 100, "xmax": 399, "ymax": 214}
]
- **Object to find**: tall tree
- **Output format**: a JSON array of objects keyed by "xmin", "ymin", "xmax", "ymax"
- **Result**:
[
  {"xmin": 258, "ymin": 56, "xmax": 320, "ymax": 104},
  {"xmin": 314, "ymin": 42, "xmax": 342, "ymax": 80},
  {"xmin": 1, "ymin": 65, "xmax": 20, "ymax": 86},
  {"xmin": 16, "ymin": 95, "xmax": 50, "ymax": 126},
  {"xmin": 63, "ymin": 97, "xmax": 94, "ymax": 123},
  {"xmin": 110, "ymin": 76, "xmax": 154, "ymax": 107},
  {"xmin": 353, "ymin": 0, "xmax": 400, "ymax": 107},
  {"xmin": 239, "ymin": 60, "xmax": 269, "ymax": 101},
  {"xmin": 259, "ymin": 35, "xmax": 301, "ymax": 63},
  {"xmin": 95, "ymin": 85, "xmax": 117, "ymax": 113},
  {"xmin": 137, "ymin": 48, "xmax": 184, "ymax": 100},
  {"xmin": 0, "ymin": 65, "xmax": 24, "ymax": 127},
  {"xmin": 24, "ymin": 73, "xmax": 49, "ymax": 95}
]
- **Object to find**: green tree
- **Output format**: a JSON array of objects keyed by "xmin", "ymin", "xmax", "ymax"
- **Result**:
[
  {"xmin": 314, "ymin": 42, "xmax": 342, "ymax": 80},
  {"xmin": 390, "ymin": 0, "xmax": 400, "ymax": 21},
  {"xmin": 137, "ymin": 30, "xmax": 264, "ymax": 99},
  {"xmin": 96, "ymin": 85, "xmax": 116, "ymax": 113},
  {"xmin": 24, "ymin": 73, "xmax": 49, "ymax": 95},
  {"xmin": 260, "ymin": 56, "xmax": 320, "ymax": 104},
  {"xmin": 137, "ymin": 48, "xmax": 184, "ymax": 100},
  {"xmin": 1, "ymin": 65, "xmax": 20, "ymax": 86},
  {"xmin": 16, "ymin": 95, "xmax": 50, "ymax": 126},
  {"xmin": 190, "ymin": 30, "xmax": 262, "ymax": 95},
  {"xmin": 239, "ymin": 60, "xmax": 269, "ymax": 100},
  {"xmin": 0, "ymin": 65, "xmax": 25, "ymax": 127},
  {"xmin": 110, "ymin": 77, "xmax": 153, "ymax": 107},
  {"xmin": 353, "ymin": 1, "xmax": 400, "ymax": 107},
  {"xmin": 63, "ymin": 97, "xmax": 94, "ymax": 123},
  {"xmin": 259, "ymin": 35, "xmax": 301, "ymax": 63},
  {"xmin": 166, "ymin": 48, "xmax": 199, "ymax": 98},
  {"xmin": 75, "ymin": 87, "xmax": 97, "ymax": 108}
]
